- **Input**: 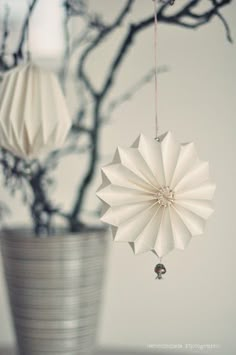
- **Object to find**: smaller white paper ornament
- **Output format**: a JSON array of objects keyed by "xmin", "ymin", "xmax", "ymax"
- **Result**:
[
  {"xmin": 97, "ymin": 132, "xmax": 216, "ymax": 258},
  {"xmin": 0, "ymin": 63, "xmax": 71, "ymax": 159}
]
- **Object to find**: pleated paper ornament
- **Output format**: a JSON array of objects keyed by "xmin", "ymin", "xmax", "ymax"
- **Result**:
[
  {"xmin": 0, "ymin": 63, "xmax": 71, "ymax": 159},
  {"xmin": 96, "ymin": 1, "xmax": 216, "ymax": 279},
  {"xmin": 97, "ymin": 132, "xmax": 216, "ymax": 258}
]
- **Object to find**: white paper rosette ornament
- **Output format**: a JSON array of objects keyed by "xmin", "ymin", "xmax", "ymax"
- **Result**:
[
  {"xmin": 97, "ymin": 132, "xmax": 216, "ymax": 263},
  {"xmin": 0, "ymin": 63, "xmax": 71, "ymax": 159}
]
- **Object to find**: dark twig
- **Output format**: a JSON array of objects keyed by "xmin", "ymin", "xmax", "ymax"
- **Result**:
[
  {"xmin": 104, "ymin": 66, "xmax": 168, "ymax": 120},
  {"xmin": 0, "ymin": 4, "xmax": 10, "ymax": 71},
  {"xmin": 69, "ymin": 1, "xmax": 135, "ymax": 229},
  {"xmin": 14, "ymin": 0, "xmax": 38, "ymax": 64},
  {"xmin": 69, "ymin": 0, "xmax": 233, "ymax": 227},
  {"xmin": 60, "ymin": 1, "xmax": 71, "ymax": 87},
  {"xmin": 211, "ymin": 0, "xmax": 233, "ymax": 43},
  {"xmin": 0, "ymin": 0, "xmax": 232, "ymax": 234},
  {"xmin": 28, "ymin": 165, "xmax": 57, "ymax": 236},
  {"xmin": 78, "ymin": 0, "xmax": 135, "ymax": 98},
  {"xmin": 0, "ymin": 4, "xmax": 10, "ymax": 54}
]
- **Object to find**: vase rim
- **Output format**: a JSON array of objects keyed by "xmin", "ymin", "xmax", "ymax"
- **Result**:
[{"xmin": 0, "ymin": 225, "xmax": 107, "ymax": 240}]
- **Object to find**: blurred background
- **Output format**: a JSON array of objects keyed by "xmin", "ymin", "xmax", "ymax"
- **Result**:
[{"xmin": 0, "ymin": 0, "xmax": 235, "ymax": 354}]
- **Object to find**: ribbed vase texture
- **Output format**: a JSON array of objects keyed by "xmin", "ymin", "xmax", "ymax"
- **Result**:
[{"xmin": 1, "ymin": 229, "xmax": 108, "ymax": 355}]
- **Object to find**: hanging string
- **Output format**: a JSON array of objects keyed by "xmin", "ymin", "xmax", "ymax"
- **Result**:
[
  {"xmin": 152, "ymin": 0, "xmax": 175, "ymax": 139},
  {"xmin": 26, "ymin": 0, "xmax": 32, "ymax": 61},
  {"xmin": 153, "ymin": 0, "xmax": 175, "ymax": 279},
  {"xmin": 153, "ymin": 0, "xmax": 159, "ymax": 139}
]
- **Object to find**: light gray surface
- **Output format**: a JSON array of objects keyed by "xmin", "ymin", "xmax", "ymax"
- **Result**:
[
  {"xmin": 0, "ymin": 348, "xmax": 222, "ymax": 355},
  {"xmin": 0, "ymin": 349, "xmax": 124, "ymax": 355},
  {"xmin": 0, "ymin": 349, "xmax": 185, "ymax": 355},
  {"xmin": 0, "ymin": 349, "xmax": 151, "ymax": 355}
]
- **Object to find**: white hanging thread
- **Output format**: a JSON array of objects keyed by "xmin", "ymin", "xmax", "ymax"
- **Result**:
[
  {"xmin": 153, "ymin": 0, "xmax": 175, "ymax": 270},
  {"xmin": 153, "ymin": 0, "xmax": 175, "ymax": 139},
  {"xmin": 26, "ymin": 0, "xmax": 32, "ymax": 61},
  {"xmin": 153, "ymin": 0, "xmax": 159, "ymax": 139},
  {"xmin": 153, "ymin": 1, "xmax": 161, "ymax": 264}
]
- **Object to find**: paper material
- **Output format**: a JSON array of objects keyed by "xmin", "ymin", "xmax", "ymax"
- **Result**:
[
  {"xmin": 97, "ymin": 132, "xmax": 216, "ymax": 257},
  {"xmin": 0, "ymin": 63, "xmax": 71, "ymax": 159}
]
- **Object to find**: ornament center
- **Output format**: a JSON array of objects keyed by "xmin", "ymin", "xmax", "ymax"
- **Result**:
[{"xmin": 155, "ymin": 186, "xmax": 175, "ymax": 207}]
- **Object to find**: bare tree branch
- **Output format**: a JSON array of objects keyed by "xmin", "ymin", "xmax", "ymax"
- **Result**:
[
  {"xmin": 104, "ymin": 66, "xmax": 168, "ymax": 121},
  {"xmin": 0, "ymin": 4, "xmax": 10, "ymax": 71},
  {"xmin": 0, "ymin": 0, "xmax": 233, "ymax": 233},
  {"xmin": 211, "ymin": 0, "xmax": 233, "ymax": 43},
  {"xmin": 78, "ymin": 0, "xmax": 135, "ymax": 98},
  {"xmin": 13, "ymin": 0, "xmax": 39, "ymax": 64},
  {"xmin": 142, "ymin": 0, "xmax": 232, "ymax": 31},
  {"xmin": 0, "ymin": 4, "xmax": 10, "ymax": 54},
  {"xmin": 69, "ymin": 1, "xmax": 135, "ymax": 229},
  {"xmin": 68, "ymin": 0, "xmax": 233, "ymax": 228}
]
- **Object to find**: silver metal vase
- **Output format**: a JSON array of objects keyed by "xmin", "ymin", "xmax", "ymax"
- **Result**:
[{"xmin": 0, "ymin": 228, "xmax": 109, "ymax": 355}]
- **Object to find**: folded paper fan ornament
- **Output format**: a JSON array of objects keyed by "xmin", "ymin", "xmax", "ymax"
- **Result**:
[
  {"xmin": 97, "ymin": 132, "xmax": 216, "ymax": 260},
  {"xmin": 0, "ymin": 63, "xmax": 71, "ymax": 159},
  {"xmin": 97, "ymin": 0, "xmax": 216, "ymax": 279}
]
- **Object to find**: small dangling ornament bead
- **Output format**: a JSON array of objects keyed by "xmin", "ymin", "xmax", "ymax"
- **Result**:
[{"xmin": 154, "ymin": 263, "xmax": 166, "ymax": 280}]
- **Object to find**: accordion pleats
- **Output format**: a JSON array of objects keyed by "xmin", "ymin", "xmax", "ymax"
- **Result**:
[
  {"xmin": 0, "ymin": 64, "xmax": 71, "ymax": 158},
  {"xmin": 97, "ymin": 131, "xmax": 216, "ymax": 257}
]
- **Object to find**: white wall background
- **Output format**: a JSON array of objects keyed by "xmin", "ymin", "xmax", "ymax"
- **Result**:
[{"xmin": 0, "ymin": 1, "xmax": 236, "ymax": 354}]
